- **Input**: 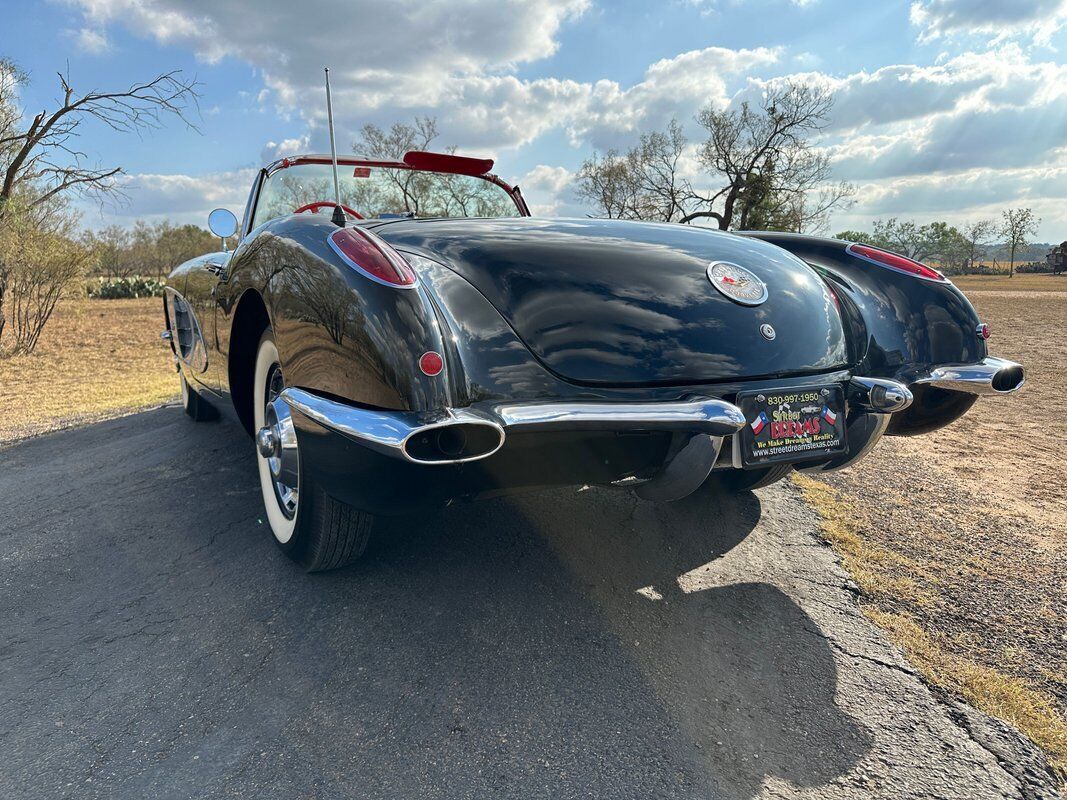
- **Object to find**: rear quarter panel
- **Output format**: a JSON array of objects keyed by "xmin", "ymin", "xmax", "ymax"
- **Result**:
[
  {"xmin": 745, "ymin": 233, "xmax": 986, "ymax": 435},
  {"xmin": 215, "ymin": 216, "xmax": 453, "ymax": 412},
  {"xmin": 745, "ymin": 234, "xmax": 987, "ymax": 380}
]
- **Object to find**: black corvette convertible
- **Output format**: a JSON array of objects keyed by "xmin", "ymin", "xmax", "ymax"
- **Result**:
[{"xmin": 164, "ymin": 151, "xmax": 1024, "ymax": 570}]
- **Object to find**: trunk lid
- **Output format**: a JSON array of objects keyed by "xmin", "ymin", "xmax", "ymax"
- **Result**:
[{"xmin": 373, "ymin": 217, "xmax": 848, "ymax": 386}]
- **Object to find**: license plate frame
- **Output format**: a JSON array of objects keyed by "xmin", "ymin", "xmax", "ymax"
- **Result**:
[{"xmin": 736, "ymin": 384, "xmax": 847, "ymax": 468}]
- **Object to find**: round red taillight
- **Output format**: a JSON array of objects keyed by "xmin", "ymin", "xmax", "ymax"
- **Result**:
[
  {"xmin": 976, "ymin": 323, "xmax": 991, "ymax": 340},
  {"xmin": 419, "ymin": 351, "xmax": 444, "ymax": 376}
]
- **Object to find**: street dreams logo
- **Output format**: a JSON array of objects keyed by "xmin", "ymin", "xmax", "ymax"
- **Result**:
[
  {"xmin": 751, "ymin": 407, "xmax": 835, "ymax": 440},
  {"xmin": 740, "ymin": 388, "xmax": 846, "ymax": 466}
]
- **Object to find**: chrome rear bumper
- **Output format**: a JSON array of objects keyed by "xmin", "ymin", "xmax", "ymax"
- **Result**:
[
  {"xmin": 283, "ymin": 364, "xmax": 986, "ymax": 473},
  {"xmin": 282, "ymin": 388, "xmax": 746, "ymax": 466},
  {"xmin": 492, "ymin": 397, "xmax": 747, "ymax": 435}
]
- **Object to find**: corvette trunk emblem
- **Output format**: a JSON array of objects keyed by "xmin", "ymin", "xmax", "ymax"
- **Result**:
[{"xmin": 706, "ymin": 261, "xmax": 768, "ymax": 306}]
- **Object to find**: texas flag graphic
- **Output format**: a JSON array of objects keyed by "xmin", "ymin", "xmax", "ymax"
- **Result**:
[
  {"xmin": 822, "ymin": 406, "xmax": 838, "ymax": 426},
  {"xmin": 750, "ymin": 411, "xmax": 770, "ymax": 436}
]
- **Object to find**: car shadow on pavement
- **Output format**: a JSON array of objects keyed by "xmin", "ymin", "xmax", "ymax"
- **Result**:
[
  {"xmin": 500, "ymin": 484, "xmax": 874, "ymax": 798},
  {"xmin": 0, "ymin": 408, "xmax": 870, "ymax": 800}
]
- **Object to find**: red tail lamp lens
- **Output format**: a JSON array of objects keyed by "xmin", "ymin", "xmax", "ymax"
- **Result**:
[
  {"xmin": 419, "ymin": 351, "xmax": 444, "ymax": 376},
  {"xmin": 977, "ymin": 323, "xmax": 991, "ymax": 340},
  {"xmin": 846, "ymin": 243, "xmax": 946, "ymax": 282},
  {"xmin": 328, "ymin": 227, "xmax": 417, "ymax": 287}
]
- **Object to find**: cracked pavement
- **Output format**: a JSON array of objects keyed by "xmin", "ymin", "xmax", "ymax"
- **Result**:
[{"xmin": 0, "ymin": 407, "xmax": 1061, "ymax": 799}]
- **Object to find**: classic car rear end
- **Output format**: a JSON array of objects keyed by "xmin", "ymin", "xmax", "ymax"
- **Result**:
[{"xmin": 165, "ymin": 152, "xmax": 1023, "ymax": 570}]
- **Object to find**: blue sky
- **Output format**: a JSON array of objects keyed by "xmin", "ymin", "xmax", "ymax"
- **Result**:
[{"xmin": 5, "ymin": 0, "xmax": 1067, "ymax": 239}]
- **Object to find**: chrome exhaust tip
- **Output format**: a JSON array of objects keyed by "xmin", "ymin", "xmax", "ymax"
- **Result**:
[
  {"xmin": 989, "ymin": 361, "xmax": 1025, "ymax": 393},
  {"xmin": 281, "ymin": 388, "xmax": 505, "ymax": 465},
  {"xmin": 918, "ymin": 357, "xmax": 1025, "ymax": 396},
  {"xmin": 402, "ymin": 421, "xmax": 504, "ymax": 464}
]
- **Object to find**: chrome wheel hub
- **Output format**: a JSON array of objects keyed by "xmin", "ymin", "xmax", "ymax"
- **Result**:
[{"xmin": 261, "ymin": 365, "xmax": 299, "ymax": 519}]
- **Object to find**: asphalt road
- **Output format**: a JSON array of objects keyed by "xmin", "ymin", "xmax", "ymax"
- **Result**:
[{"xmin": 0, "ymin": 408, "xmax": 1060, "ymax": 799}]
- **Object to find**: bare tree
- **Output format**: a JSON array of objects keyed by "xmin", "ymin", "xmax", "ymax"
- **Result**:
[
  {"xmin": 574, "ymin": 149, "xmax": 636, "ymax": 219},
  {"xmin": 575, "ymin": 120, "xmax": 690, "ymax": 222},
  {"xmin": 0, "ymin": 60, "xmax": 198, "ymax": 348},
  {"xmin": 353, "ymin": 117, "xmax": 439, "ymax": 215},
  {"xmin": 736, "ymin": 170, "xmax": 854, "ymax": 233},
  {"xmin": 81, "ymin": 224, "xmax": 132, "ymax": 279},
  {"xmin": 998, "ymin": 207, "xmax": 1040, "ymax": 278},
  {"xmin": 629, "ymin": 120, "xmax": 689, "ymax": 222},
  {"xmin": 961, "ymin": 219, "xmax": 994, "ymax": 273},
  {"xmin": 684, "ymin": 82, "xmax": 853, "ymax": 230},
  {"xmin": 0, "ymin": 65, "xmax": 200, "ymax": 218}
]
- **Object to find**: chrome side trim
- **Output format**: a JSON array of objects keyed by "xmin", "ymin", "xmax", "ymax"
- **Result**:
[
  {"xmin": 915, "ymin": 357, "xmax": 1025, "ymax": 396},
  {"xmin": 492, "ymin": 397, "xmax": 747, "ymax": 437},
  {"xmin": 280, "ymin": 388, "xmax": 505, "ymax": 465}
]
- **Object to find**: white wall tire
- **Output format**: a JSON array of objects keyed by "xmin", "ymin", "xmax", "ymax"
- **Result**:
[
  {"xmin": 254, "ymin": 333, "xmax": 298, "ymax": 545},
  {"xmin": 252, "ymin": 329, "xmax": 374, "ymax": 570}
]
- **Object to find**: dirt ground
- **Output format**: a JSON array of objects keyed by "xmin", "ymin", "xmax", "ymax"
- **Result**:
[
  {"xmin": 0, "ymin": 297, "xmax": 178, "ymax": 444},
  {"xmin": 800, "ymin": 273, "xmax": 1067, "ymax": 778}
]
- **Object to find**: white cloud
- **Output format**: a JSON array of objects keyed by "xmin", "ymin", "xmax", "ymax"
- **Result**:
[
  {"xmin": 910, "ymin": 0, "xmax": 1067, "ymax": 44},
  {"xmin": 71, "ymin": 0, "xmax": 589, "ymax": 85},
  {"xmin": 741, "ymin": 46, "xmax": 1067, "ymax": 188},
  {"xmin": 73, "ymin": 27, "xmax": 111, "ymax": 54},
  {"xmin": 396, "ymin": 45, "xmax": 779, "ymax": 152},
  {"xmin": 60, "ymin": 0, "xmax": 1067, "ymax": 239},
  {"xmin": 835, "ymin": 164, "xmax": 1067, "ymax": 238},
  {"xmin": 79, "ymin": 169, "xmax": 256, "ymax": 228},
  {"xmin": 261, "ymin": 135, "xmax": 311, "ymax": 164},
  {"xmin": 518, "ymin": 165, "xmax": 583, "ymax": 216},
  {"xmin": 66, "ymin": 0, "xmax": 775, "ymax": 154},
  {"xmin": 702, "ymin": 44, "xmax": 1067, "ymax": 237},
  {"xmin": 521, "ymin": 165, "xmax": 574, "ymax": 194}
]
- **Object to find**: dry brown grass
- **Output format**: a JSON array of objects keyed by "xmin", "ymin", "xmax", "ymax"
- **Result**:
[
  {"xmin": 792, "ymin": 474, "xmax": 939, "ymax": 606},
  {"xmin": 954, "ymin": 273, "xmax": 1067, "ymax": 292},
  {"xmin": 796, "ymin": 271, "xmax": 1067, "ymax": 782},
  {"xmin": 0, "ymin": 297, "xmax": 178, "ymax": 444},
  {"xmin": 796, "ymin": 474, "xmax": 1067, "ymax": 781}
]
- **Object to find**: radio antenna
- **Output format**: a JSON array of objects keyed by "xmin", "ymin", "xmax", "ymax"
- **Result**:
[{"xmin": 324, "ymin": 67, "xmax": 346, "ymax": 227}]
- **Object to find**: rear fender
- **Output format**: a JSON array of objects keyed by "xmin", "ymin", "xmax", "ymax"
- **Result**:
[
  {"xmin": 220, "ymin": 216, "xmax": 453, "ymax": 413},
  {"xmin": 411, "ymin": 254, "xmax": 567, "ymax": 406},
  {"xmin": 744, "ymin": 233, "xmax": 988, "ymax": 436}
]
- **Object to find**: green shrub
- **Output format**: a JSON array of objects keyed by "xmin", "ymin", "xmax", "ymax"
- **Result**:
[{"xmin": 87, "ymin": 276, "xmax": 167, "ymax": 299}]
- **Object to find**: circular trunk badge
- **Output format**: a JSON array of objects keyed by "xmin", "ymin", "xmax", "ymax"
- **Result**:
[{"xmin": 706, "ymin": 261, "xmax": 768, "ymax": 306}]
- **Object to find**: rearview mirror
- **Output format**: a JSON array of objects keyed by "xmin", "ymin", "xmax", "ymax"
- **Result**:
[{"xmin": 208, "ymin": 208, "xmax": 238, "ymax": 248}]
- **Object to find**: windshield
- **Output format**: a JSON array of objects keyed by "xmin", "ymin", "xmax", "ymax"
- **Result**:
[{"xmin": 251, "ymin": 162, "xmax": 521, "ymax": 229}]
